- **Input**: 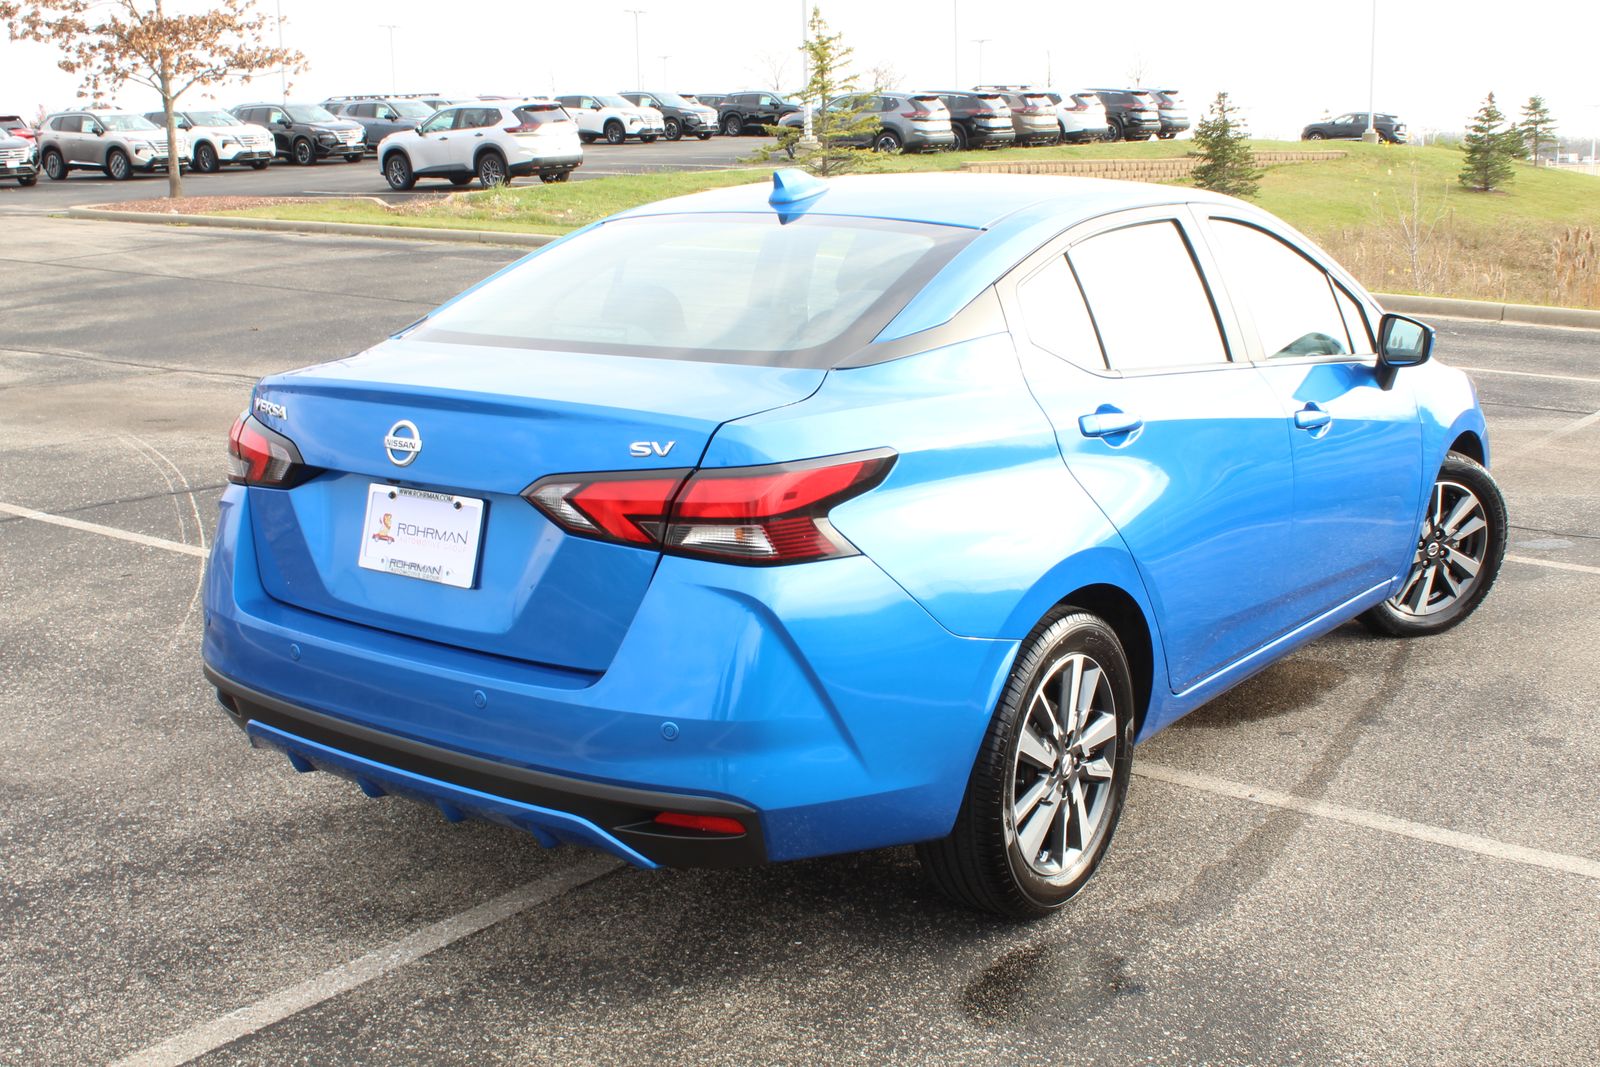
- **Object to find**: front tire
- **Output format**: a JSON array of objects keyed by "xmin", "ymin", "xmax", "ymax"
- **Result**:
[
  {"xmin": 43, "ymin": 149, "xmax": 67, "ymax": 180},
  {"xmin": 249, "ymin": 160, "xmax": 269, "ymax": 170},
  {"xmin": 383, "ymin": 153, "xmax": 415, "ymax": 191},
  {"xmin": 724, "ymin": 113, "xmax": 744, "ymax": 136},
  {"xmin": 697, "ymin": 131, "xmax": 713, "ymax": 140},
  {"xmin": 664, "ymin": 118, "xmax": 682, "ymax": 141},
  {"xmin": 1359, "ymin": 453, "xmax": 1506, "ymax": 637},
  {"xmin": 106, "ymin": 149, "xmax": 132, "ymax": 180},
  {"xmin": 194, "ymin": 142, "xmax": 220, "ymax": 173},
  {"xmin": 603, "ymin": 121, "xmax": 626, "ymax": 145},
  {"xmin": 918, "ymin": 610, "xmax": 1135, "ymax": 918},
  {"xmin": 292, "ymin": 138, "xmax": 314, "ymax": 165},
  {"xmin": 18, "ymin": 174, "xmax": 37, "ymax": 186}
]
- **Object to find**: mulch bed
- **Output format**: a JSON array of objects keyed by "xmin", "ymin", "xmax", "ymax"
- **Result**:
[{"xmin": 90, "ymin": 195, "xmax": 379, "ymax": 214}]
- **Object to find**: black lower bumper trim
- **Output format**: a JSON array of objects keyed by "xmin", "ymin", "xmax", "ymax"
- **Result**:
[{"xmin": 204, "ymin": 665, "xmax": 768, "ymax": 868}]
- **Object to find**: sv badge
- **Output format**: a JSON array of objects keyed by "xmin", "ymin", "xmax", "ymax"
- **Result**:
[{"xmin": 629, "ymin": 440, "xmax": 676, "ymax": 458}]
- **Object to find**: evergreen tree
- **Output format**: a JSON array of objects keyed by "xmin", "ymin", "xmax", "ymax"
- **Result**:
[
  {"xmin": 1189, "ymin": 92, "xmax": 1260, "ymax": 198},
  {"xmin": 1519, "ymin": 95, "xmax": 1557, "ymax": 164},
  {"xmin": 751, "ymin": 7, "xmax": 880, "ymax": 177},
  {"xmin": 1459, "ymin": 93, "xmax": 1516, "ymax": 191}
]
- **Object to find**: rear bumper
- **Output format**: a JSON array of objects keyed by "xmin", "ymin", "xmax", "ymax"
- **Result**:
[
  {"xmin": 209, "ymin": 666, "xmax": 766, "ymax": 868},
  {"xmin": 508, "ymin": 153, "xmax": 582, "ymax": 177},
  {"xmin": 202, "ymin": 484, "xmax": 1016, "ymax": 866}
]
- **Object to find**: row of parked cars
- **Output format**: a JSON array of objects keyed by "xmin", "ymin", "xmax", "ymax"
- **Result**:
[{"xmin": 0, "ymin": 85, "xmax": 1191, "ymax": 190}]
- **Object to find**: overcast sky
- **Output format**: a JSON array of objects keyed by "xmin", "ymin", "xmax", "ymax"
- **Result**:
[{"xmin": 3, "ymin": 0, "xmax": 1598, "ymax": 141}]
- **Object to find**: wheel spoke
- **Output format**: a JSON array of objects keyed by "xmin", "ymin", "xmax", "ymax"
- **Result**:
[
  {"xmin": 1075, "ymin": 711, "xmax": 1118, "ymax": 755},
  {"xmin": 1031, "ymin": 689, "xmax": 1061, "ymax": 743},
  {"xmin": 1017, "ymin": 724, "xmax": 1055, "ymax": 769},
  {"xmin": 1444, "ymin": 545, "xmax": 1481, "ymax": 579},
  {"xmin": 1395, "ymin": 564, "xmax": 1425, "ymax": 604},
  {"xmin": 1440, "ymin": 495, "xmax": 1479, "ymax": 537},
  {"xmin": 1069, "ymin": 777, "xmax": 1092, "ymax": 847},
  {"xmin": 1081, "ymin": 756, "xmax": 1114, "ymax": 780},
  {"xmin": 1060, "ymin": 657, "xmax": 1084, "ymax": 738},
  {"xmin": 1014, "ymin": 776, "xmax": 1052, "ymax": 824},
  {"xmin": 1016, "ymin": 793, "xmax": 1057, "ymax": 860},
  {"xmin": 1451, "ymin": 516, "xmax": 1486, "ymax": 542},
  {"xmin": 1075, "ymin": 664, "xmax": 1103, "ymax": 725},
  {"xmin": 1431, "ymin": 483, "xmax": 1446, "ymax": 526},
  {"xmin": 1409, "ymin": 563, "xmax": 1438, "ymax": 611}
]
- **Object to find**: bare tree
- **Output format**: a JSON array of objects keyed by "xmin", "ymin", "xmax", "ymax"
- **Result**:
[
  {"xmin": 750, "ymin": 50, "xmax": 791, "ymax": 97},
  {"xmin": 2, "ymin": 0, "xmax": 304, "ymax": 198}
]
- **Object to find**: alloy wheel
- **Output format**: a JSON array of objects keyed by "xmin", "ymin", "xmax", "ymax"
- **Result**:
[
  {"xmin": 1388, "ymin": 479, "xmax": 1490, "ymax": 617},
  {"xmin": 1007, "ymin": 652, "xmax": 1120, "ymax": 880}
]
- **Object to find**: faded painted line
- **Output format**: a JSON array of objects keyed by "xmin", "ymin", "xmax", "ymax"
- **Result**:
[
  {"xmin": 0, "ymin": 500, "xmax": 207, "ymax": 558},
  {"xmin": 1458, "ymin": 365, "xmax": 1600, "ymax": 386},
  {"xmin": 112, "ymin": 856, "xmax": 621, "ymax": 1067},
  {"xmin": 1135, "ymin": 763, "xmax": 1600, "ymax": 882},
  {"xmin": 1505, "ymin": 553, "xmax": 1600, "ymax": 577}
]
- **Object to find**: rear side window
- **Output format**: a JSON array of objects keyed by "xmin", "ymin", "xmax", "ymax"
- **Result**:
[
  {"xmin": 1209, "ymin": 220, "xmax": 1353, "ymax": 358},
  {"xmin": 455, "ymin": 108, "xmax": 500, "ymax": 130},
  {"xmin": 1068, "ymin": 221, "xmax": 1228, "ymax": 370},
  {"xmin": 417, "ymin": 214, "xmax": 975, "ymax": 368},
  {"xmin": 1017, "ymin": 255, "xmax": 1106, "ymax": 371}
]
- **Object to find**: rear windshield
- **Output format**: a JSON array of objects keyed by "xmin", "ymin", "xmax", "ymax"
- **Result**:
[
  {"xmin": 513, "ymin": 105, "xmax": 567, "ymax": 126},
  {"xmin": 415, "ymin": 213, "xmax": 974, "ymax": 368}
]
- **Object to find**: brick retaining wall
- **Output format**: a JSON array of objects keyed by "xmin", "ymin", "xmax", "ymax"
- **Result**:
[{"xmin": 963, "ymin": 150, "xmax": 1346, "ymax": 179}]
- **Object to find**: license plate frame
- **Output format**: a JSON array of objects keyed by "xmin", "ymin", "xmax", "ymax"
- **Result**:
[{"xmin": 357, "ymin": 483, "xmax": 486, "ymax": 589}]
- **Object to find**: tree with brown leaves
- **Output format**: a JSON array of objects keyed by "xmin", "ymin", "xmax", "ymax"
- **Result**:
[{"xmin": 2, "ymin": 0, "xmax": 304, "ymax": 198}]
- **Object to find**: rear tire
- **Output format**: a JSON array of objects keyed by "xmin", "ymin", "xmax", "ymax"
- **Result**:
[
  {"xmin": 43, "ymin": 149, "xmax": 66, "ymax": 180},
  {"xmin": 1158, "ymin": 131, "xmax": 1176, "ymax": 140},
  {"xmin": 640, "ymin": 133, "xmax": 658, "ymax": 143},
  {"xmin": 476, "ymin": 150, "xmax": 508, "ymax": 188},
  {"xmin": 106, "ymin": 149, "xmax": 131, "ymax": 180},
  {"xmin": 918, "ymin": 609, "xmax": 1136, "ymax": 919},
  {"xmin": 951, "ymin": 123, "xmax": 970, "ymax": 151},
  {"xmin": 448, "ymin": 174, "xmax": 473, "ymax": 186},
  {"xmin": 873, "ymin": 129, "xmax": 903, "ymax": 153},
  {"xmin": 250, "ymin": 160, "xmax": 269, "ymax": 170},
  {"xmin": 383, "ymin": 153, "xmax": 415, "ymax": 191},
  {"xmin": 345, "ymin": 153, "xmax": 363, "ymax": 163},
  {"xmin": 1308, "ymin": 131, "xmax": 1325, "ymax": 140},
  {"xmin": 697, "ymin": 131, "xmax": 713, "ymax": 140},
  {"xmin": 1358, "ymin": 453, "xmax": 1506, "ymax": 638},
  {"xmin": 539, "ymin": 170, "xmax": 571, "ymax": 183},
  {"xmin": 1106, "ymin": 120, "xmax": 1123, "ymax": 142}
]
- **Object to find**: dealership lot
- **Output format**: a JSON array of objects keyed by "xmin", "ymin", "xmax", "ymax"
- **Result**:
[
  {"xmin": 2, "ymin": 216, "xmax": 1597, "ymax": 1064},
  {"xmin": 0, "ymin": 135, "xmax": 766, "ymax": 213}
]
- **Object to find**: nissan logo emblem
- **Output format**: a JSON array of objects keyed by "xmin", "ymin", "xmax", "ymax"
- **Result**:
[{"xmin": 384, "ymin": 420, "xmax": 422, "ymax": 466}]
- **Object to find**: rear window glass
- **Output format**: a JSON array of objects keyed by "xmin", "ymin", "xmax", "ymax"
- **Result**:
[
  {"xmin": 416, "ymin": 214, "xmax": 975, "ymax": 368},
  {"xmin": 513, "ymin": 105, "xmax": 566, "ymax": 126}
]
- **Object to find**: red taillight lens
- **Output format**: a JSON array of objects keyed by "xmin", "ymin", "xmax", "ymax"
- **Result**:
[
  {"xmin": 653, "ymin": 812, "xmax": 746, "ymax": 835},
  {"xmin": 504, "ymin": 123, "xmax": 543, "ymax": 133},
  {"xmin": 226, "ymin": 412, "xmax": 313, "ymax": 488},
  {"xmin": 522, "ymin": 448, "xmax": 895, "ymax": 565}
]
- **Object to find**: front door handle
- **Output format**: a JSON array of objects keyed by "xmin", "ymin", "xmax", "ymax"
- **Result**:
[
  {"xmin": 1078, "ymin": 411, "xmax": 1143, "ymax": 438},
  {"xmin": 1294, "ymin": 404, "xmax": 1332, "ymax": 431},
  {"xmin": 474, "ymin": 132, "xmax": 485, "ymax": 138}
]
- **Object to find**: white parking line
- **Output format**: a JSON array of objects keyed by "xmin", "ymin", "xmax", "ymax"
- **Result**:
[
  {"xmin": 1458, "ymin": 366, "xmax": 1600, "ymax": 386},
  {"xmin": 1135, "ymin": 763, "xmax": 1600, "ymax": 882},
  {"xmin": 0, "ymin": 501, "xmax": 207, "ymax": 558},
  {"xmin": 1505, "ymin": 553, "xmax": 1600, "ymax": 576},
  {"xmin": 111, "ymin": 856, "xmax": 621, "ymax": 1067}
]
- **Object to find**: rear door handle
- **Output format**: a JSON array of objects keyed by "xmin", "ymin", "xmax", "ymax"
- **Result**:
[
  {"xmin": 1078, "ymin": 411, "xmax": 1143, "ymax": 438},
  {"xmin": 1294, "ymin": 404, "xmax": 1332, "ymax": 431}
]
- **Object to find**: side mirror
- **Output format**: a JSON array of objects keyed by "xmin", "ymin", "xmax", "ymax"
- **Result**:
[
  {"xmin": 1375, "ymin": 312, "xmax": 1433, "ymax": 389},
  {"xmin": 276, "ymin": 116, "xmax": 292, "ymax": 127},
  {"xmin": 91, "ymin": 125, "xmax": 105, "ymax": 136}
]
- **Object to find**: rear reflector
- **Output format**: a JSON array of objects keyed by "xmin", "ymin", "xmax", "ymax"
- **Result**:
[
  {"xmin": 523, "ymin": 448, "xmax": 895, "ymax": 565},
  {"xmin": 654, "ymin": 812, "xmax": 746, "ymax": 835},
  {"xmin": 227, "ymin": 412, "xmax": 314, "ymax": 488}
]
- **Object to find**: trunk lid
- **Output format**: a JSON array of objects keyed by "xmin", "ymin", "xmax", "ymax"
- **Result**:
[{"xmin": 247, "ymin": 338, "xmax": 824, "ymax": 672}]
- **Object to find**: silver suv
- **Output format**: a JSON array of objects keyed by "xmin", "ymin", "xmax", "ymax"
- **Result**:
[{"xmin": 37, "ymin": 110, "xmax": 187, "ymax": 180}]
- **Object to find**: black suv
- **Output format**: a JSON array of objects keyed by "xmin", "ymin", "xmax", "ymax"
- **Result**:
[
  {"xmin": 1301, "ymin": 112, "xmax": 1407, "ymax": 144},
  {"xmin": 931, "ymin": 91, "xmax": 1016, "ymax": 151},
  {"xmin": 1093, "ymin": 89, "xmax": 1162, "ymax": 141},
  {"xmin": 323, "ymin": 96, "xmax": 439, "ymax": 152},
  {"xmin": 621, "ymin": 91, "xmax": 717, "ymax": 140},
  {"xmin": 715, "ymin": 91, "xmax": 801, "ymax": 135},
  {"xmin": 231, "ymin": 103, "xmax": 365, "ymax": 164}
]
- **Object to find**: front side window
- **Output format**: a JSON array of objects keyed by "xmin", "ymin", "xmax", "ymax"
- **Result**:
[
  {"xmin": 416, "ymin": 214, "xmax": 974, "ymax": 368},
  {"xmin": 1069, "ymin": 221, "xmax": 1228, "ymax": 370},
  {"xmin": 419, "ymin": 110, "xmax": 455, "ymax": 134},
  {"xmin": 1209, "ymin": 219, "xmax": 1352, "ymax": 358}
]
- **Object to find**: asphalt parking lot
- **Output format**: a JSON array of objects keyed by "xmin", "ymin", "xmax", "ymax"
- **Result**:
[
  {"xmin": 2, "ymin": 215, "xmax": 1597, "ymax": 1065},
  {"xmin": 0, "ymin": 135, "xmax": 769, "ymax": 213}
]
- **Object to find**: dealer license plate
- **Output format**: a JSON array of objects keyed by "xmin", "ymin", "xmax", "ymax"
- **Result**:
[{"xmin": 357, "ymin": 483, "xmax": 485, "ymax": 589}]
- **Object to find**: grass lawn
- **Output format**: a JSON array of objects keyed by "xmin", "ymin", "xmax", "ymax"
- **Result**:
[{"xmin": 214, "ymin": 139, "xmax": 1600, "ymax": 308}]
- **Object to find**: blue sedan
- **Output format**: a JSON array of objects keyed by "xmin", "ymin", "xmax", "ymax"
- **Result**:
[{"xmin": 203, "ymin": 170, "xmax": 1506, "ymax": 917}]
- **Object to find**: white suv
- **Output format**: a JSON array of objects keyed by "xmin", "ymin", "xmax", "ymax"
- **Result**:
[
  {"xmin": 1045, "ymin": 90, "xmax": 1110, "ymax": 143},
  {"xmin": 553, "ymin": 94, "xmax": 664, "ymax": 144},
  {"xmin": 377, "ymin": 100, "xmax": 582, "ymax": 189},
  {"xmin": 144, "ymin": 109, "xmax": 275, "ymax": 171}
]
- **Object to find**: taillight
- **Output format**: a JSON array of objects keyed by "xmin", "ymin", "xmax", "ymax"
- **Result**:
[
  {"xmin": 523, "ymin": 448, "xmax": 895, "ymax": 565},
  {"xmin": 1067, "ymin": 103, "xmax": 1087, "ymax": 112},
  {"xmin": 504, "ymin": 123, "xmax": 539, "ymax": 133},
  {"xmin": 226, "ymin": 412, "xmax": 314, "ymax": 488}
]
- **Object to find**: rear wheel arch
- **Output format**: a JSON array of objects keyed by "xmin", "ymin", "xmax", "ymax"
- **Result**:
[{"xmin": 1053, "ymin": 584, "xmax": 1155, "ymax": 737}]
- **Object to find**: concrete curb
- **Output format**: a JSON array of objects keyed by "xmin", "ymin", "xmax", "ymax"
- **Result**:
[
  {"xmin": 1376, "ymin": 292, "xmax": 1600, "ymax": 331},
  {"xmin": 61, "ymin": 207, "xmax": 555, "ymax": 248}
]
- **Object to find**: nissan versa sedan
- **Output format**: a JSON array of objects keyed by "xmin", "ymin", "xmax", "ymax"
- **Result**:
[{"xmin": 203, "ymin": 171, "xmax": 1505, "ymax": 918}]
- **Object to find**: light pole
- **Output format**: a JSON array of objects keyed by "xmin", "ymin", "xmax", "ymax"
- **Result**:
[
  {"xmin": 659, "ymin": 55, "xmax": 670, "ymax": 88},
  {"xmin": 973, "ymin": 38, "xmax": 991, "ymax": 87},
  {"xmin": 379, "ymin": 24, "xmax": 398, "ymax": 96},
  {"xmin": 275, "ymin": 0, "xmax": 285, "ymax": 99},
  {"xmin": 1362, "ymin": 0, "xmax": 1379, "ymax": 142},
  {"xmin": 624, "ymin": 9, "xmax": 646, "ymax": 96},
  {"xmin": 952, "ymin": 0, "xmax": 959, "ymax": 86}
]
